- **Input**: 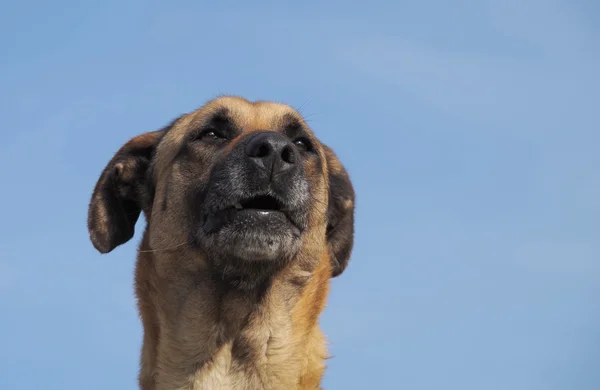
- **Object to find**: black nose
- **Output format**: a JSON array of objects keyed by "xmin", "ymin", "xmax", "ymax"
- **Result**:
[{"xmin": 245, "ymin": 132, "xmax": 297, "ymax": 177}]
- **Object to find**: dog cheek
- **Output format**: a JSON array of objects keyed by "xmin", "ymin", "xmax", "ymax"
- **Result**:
[{"xmin": 288, "ymin": 178, "xmax": 310, "ymax": 206}]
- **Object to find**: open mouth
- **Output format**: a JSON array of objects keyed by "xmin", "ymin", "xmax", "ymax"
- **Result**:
[
  {"xmin": 233, "ymin": 194, "xmax": 285, "ymax": 212},
  {"xmin": 202, "ymin": 193, "xmax": 302, "ymax": 235}
]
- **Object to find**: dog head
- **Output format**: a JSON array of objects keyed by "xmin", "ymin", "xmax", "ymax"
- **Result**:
[{"xmin": 87, "ymin": 96, "xmax": 355, "ymax": 288}]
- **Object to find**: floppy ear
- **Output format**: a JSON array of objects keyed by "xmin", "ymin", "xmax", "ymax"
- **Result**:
[
  {"xmin": 87, "ymin": 130, "xmax": 165, "ymax": 254},
  {"xmin": 324, "ymin": 145, "xmax": 356, "ymax": 278}
]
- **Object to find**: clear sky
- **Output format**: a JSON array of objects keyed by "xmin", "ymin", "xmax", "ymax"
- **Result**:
[{"xmin": 1, "ymin": 1, "xmax": 598, "ymax": 389}]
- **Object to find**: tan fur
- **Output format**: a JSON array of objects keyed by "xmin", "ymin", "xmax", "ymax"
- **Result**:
[
  {"xmin": 90, "ymin": 96, "xmax": 352, "ymax": 390},
  {"xmin": 133, "ymin": 240, "xmax": 333, "ymax": 389}
]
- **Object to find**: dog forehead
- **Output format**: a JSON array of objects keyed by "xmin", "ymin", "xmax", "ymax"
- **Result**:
[
  {"xmin": 164, "ymin": 97, "xmax": 304, "ymax": 144},
  {"xmin": 201, "ymin": 96, "xmax": 303, "ymax": 131}
]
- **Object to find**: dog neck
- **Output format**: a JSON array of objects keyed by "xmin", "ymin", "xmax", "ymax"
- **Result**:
[{"xmin": 137, "ymin": 241, "xmax": 331, "ymax": 390}]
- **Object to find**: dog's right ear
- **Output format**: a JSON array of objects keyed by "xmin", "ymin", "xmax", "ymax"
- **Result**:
[
  {"xmin": 323, "ymin": 145, "xmax": 356, "ymax": 278},
  {"xmin": 87, "ymin": 129, "xmax": 165, "ymax": 254}
]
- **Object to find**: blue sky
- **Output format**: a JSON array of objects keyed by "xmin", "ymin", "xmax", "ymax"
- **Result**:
[{"xmin": 1, "ymin": 0, "xmax": 598, "ymax": 389}]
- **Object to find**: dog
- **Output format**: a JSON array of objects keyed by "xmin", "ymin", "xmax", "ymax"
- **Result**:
[{"xmin": 87, "ymin": 96, "xmax": 355, "ymax": 389}]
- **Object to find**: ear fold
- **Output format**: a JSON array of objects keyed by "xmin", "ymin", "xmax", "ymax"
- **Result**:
[
  {"xmin": 324, "ymin": 145, "xmax": 356, "ymax": 278},
  {"xmin": 87, "ymin": 130, "xmax": 165, "ymax": 254}
]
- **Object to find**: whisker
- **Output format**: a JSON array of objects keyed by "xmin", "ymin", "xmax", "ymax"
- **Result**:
[
  {"xmin": 138, "ymin": 241, "xmax": 189, "ymax": 253},
  {"xmin": 296, "ymin": 97, "xmax": 313, "ymax": 114}
]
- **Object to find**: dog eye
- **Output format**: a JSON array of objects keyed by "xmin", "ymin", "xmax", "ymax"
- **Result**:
[
  {"xmin": 198, "ymin": 129, "xmax": 226, "ymax": 142},
  {"xmin": 293, "ymin": 138, "xmax": 312, "ymax": 152}
]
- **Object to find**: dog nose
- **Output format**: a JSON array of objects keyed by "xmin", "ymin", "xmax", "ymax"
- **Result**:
[{"xmin": 245, "ymin": 132, "xmax": 297, "ymax": 177}]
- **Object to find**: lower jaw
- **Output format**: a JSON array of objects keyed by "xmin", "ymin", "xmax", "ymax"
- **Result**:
[
  {"xmin": 203, "ymin": 209, "xmax": 300, "ymax": 235},
  {"xmin": 207, "ymin": 244, "xmax": 299, "ymax": 290}
]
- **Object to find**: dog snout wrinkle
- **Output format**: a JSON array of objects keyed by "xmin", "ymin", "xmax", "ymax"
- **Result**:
[{"xmin": 245, "ymin": 132, "xmax": 297, "ymax": 179}]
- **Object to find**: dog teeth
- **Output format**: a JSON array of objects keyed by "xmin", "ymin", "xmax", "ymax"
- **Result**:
[{"xmin": 234, "ymin": 202, "xmax": 243, "ymax": 209}]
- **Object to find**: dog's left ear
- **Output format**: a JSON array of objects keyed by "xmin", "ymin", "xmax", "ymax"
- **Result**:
[
  {"xmin": 87, "ymin": 130, "xmax": 165, "ymax": 254},
  {"xmin": 324, "ymin": 145, "xmax": 356, "ymax": 278}
]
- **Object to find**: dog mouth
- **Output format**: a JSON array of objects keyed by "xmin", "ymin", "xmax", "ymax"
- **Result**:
[
  {"xmin": 233, "ymin": 194, "xmax": 285, "ymax": 213},
  {"xmin": 203, "ymin": 193, "xmax": 301, "ymax": 234}
]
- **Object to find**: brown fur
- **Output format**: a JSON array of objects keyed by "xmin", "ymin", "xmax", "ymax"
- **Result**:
[{"xmin": 87, "ymin": 96, "xmax": 355, "ymax": 389}]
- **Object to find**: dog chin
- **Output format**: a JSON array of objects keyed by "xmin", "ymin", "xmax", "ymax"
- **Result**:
[
  {"xmin": 198, "ymin": 227, "xmax": 302, "ymax": 289},
  {"xmin": 200, "ymin": 207, "xmax": 303, "ymax": 262},
  {"xmin": 207, "ymin": 225, "xmax": 301, "ymax": 263}
]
